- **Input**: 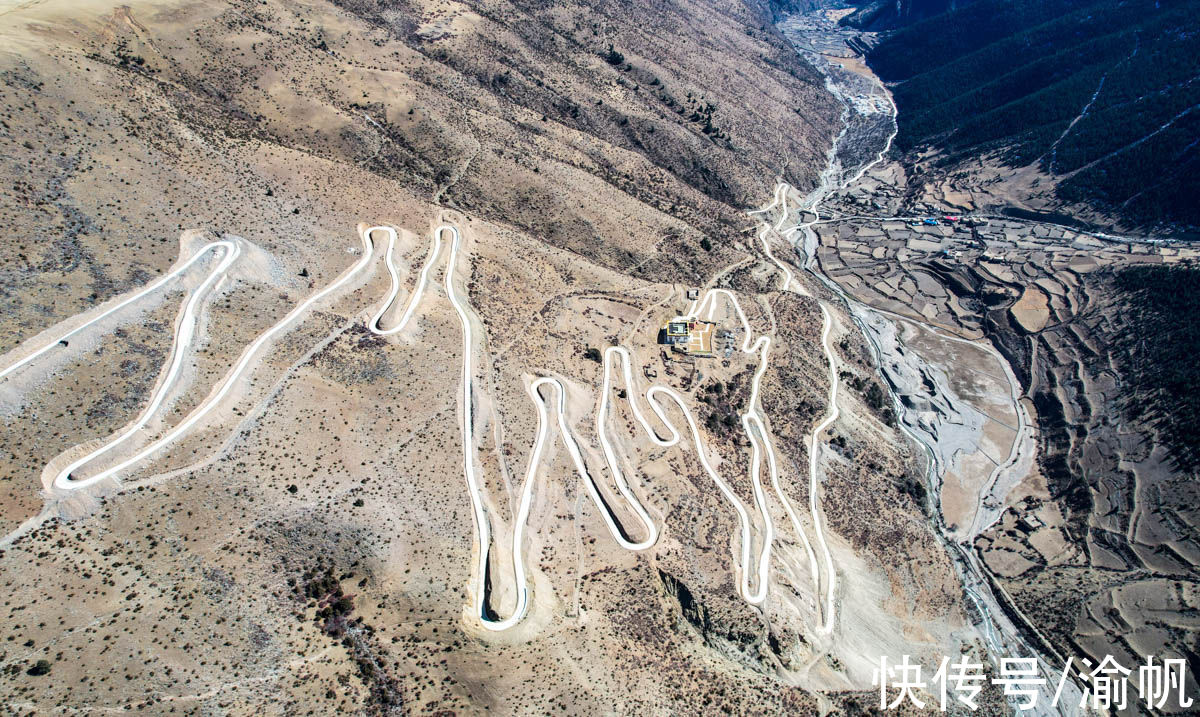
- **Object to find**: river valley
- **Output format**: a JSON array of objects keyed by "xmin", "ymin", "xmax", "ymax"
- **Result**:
[{"xmin": 776, "ymin": 5, "xmax": 1090, "ymax": 712}]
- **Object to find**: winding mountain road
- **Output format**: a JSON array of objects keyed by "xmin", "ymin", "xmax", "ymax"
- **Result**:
[
  {"xmin": 414, "ymin": 217, "xmax": 830, "ymax": 623},
  {"xmin": 0, "ymin": 239, "xmax": 241, "ymax": 384},
  {"xmin": 51, "ymin": 230, "xmax": 378, "ymax": 491},
  {"xmin": 364, "ymin": 203, "xmax": 836, "ymax": 627},
  {"xmin": 750, "ymin": 184, "xmax": 842, "ymax": 633},
  {"xmin": 0, "ymin": 228, "xmax": 387, "ymax": 492},
  {"xmin": 4, "ymin": 205, "xmax": 835, "ymax": 633}
]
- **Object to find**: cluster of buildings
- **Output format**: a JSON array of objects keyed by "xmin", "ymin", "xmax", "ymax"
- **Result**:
[{"xmin": 656, "ymin": 288, "xmax": 738, "ymax": 359}]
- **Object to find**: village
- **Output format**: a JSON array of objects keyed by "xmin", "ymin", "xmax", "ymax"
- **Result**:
[{"xmin": 811, "ymin": 214, "xmax": 1188, "ymax": 335}]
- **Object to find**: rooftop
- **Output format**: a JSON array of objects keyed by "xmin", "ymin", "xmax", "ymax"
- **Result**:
[{"xmin": 658, "ymin": 318, "xmax": 715, "ymax": 357}]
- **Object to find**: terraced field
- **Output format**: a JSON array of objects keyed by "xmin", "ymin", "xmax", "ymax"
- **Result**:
[{"xmin": 810, "ymin": 178, "xmax": 1200, "ymax": 699}]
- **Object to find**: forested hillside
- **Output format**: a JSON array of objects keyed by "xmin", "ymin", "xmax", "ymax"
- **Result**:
[
  {"xmin": 1112, "ymin": 262, "xmax": 1200, "ymax": 472},
  {"xmin": 859, "ymin": 0, "xmax": 1200, "ymax": 230}
]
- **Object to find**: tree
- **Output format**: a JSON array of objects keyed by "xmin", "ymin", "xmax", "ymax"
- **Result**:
[
  {"xmin": 26, "ymin": 660, "xmax": 51, "ymax": 676},
  {"xmin": 865, "ymin": 382, "xmax": 886, "ymax": 411}
]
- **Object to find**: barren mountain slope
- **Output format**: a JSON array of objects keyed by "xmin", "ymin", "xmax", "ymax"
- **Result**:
[
  {"xmin": 0, "ymin": 0, "xmax": 990, "ymax": 714},
  {"xmin": 0, "ymin": 0, "xmax": 837, "ymax": 530}
]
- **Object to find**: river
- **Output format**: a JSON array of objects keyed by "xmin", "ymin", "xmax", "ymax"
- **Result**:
[{"xmin": 775, "ymin": 5, "xmax": 1088, "ymax": 714}]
